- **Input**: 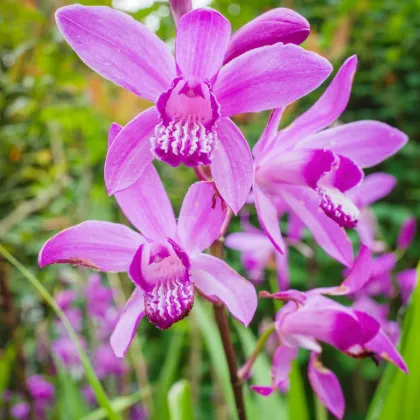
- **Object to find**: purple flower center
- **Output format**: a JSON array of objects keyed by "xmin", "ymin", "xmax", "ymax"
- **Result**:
[
  {"xmin": 316, "ymin": 186, "xmax": 359, "ymax": 228},
  {"xmin": 138, "ymin": 239, "xmax": 194, "ymax": 329},
  {"xmin": 152, "ymin": 77, "xmax": 221, "ymax": 167}
]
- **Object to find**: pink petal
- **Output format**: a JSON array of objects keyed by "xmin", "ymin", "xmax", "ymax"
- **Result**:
[
  {"xmin": 115, "ymin": 165, "xmax": 177, "ymax": 241},
  {"xmin": 397, "ymin": 268, "xmax": 417, "ymax": 305},
  {"xmin": 253, "ymin": 108, "xmax": 284, "ymax": 159},
  {"xmin": 353, "ymin": 310, "xmax": 381, "ymax": 343},
  {"xmin": 177, "ymin": 182, "xmax": 227, "ymax": 254},
  {"xmin": 110, "ymin": 288, "xmax": 145, "ymax": 358},
  {"xmin": 191, "ymin": 254, "xmax": 257, "ymax": 327},
  {"xmin": 279, "ymin": 185, "xmax": 354, "ymax": 267},
  {"xmin": 308, "ymin": 353, "xmax": 345, "ymax": 419},
  {"xmin": 211, "ymin": 118, "xmax": 253, "ymax": 214},
  {"xmin": 169, "ymin": 0, "xmax": 192, "ymax": 24},
  {"xmin": 56, "ymin": 5, "xmax": 175, "ymax": 102},
  {"xmin": 347, "ymin": 172, "xmax": 396, "ymax": 208},
  {"xmin": 272, "ymin": 345, "xmax": 298, "ymax": 388},
  {"xmin": 355, "ymin": 209, "xmax": 379, "ymax": 250},
  {"xmin": 105, "ymin": 107, "xmax": 159, "ymax": 195},
  {"xmin": 38, "ymin": 221, "xmax": 144, "ymax": 272},
  {"xmin": 108, "ymin": 122, "xmax": 123, "ymax": 148},
  {"xmin": 175, "ymin": 9, "xmax": 231, "ymax": 81},
  {"xmin": 288, "ymin": 210, "xmax": 305, "ymax": 242},
  {"xmin": 254, "ymin": 184, "xmax": 285, "ymax": 254},
  {"xmin": 301, "ymin": 121, "xmax": 408, "ymax": 168},
  {"xmin": 215, "ymin": 43, "xmax": 332, "ymax": 117},
  {"xmin": 225, "ymin": 231, "xmax": 273, "ymax": 253},
  {"xmin": 276, "ymin": 248, "xmax": 290, "ymax": 291},
  {"xmin": 279, "ymin": 55, "xmax": 358, "ymax": 148},
  {"xmin": 224, "ymin": 8, "xmax": 310, "ymax": 64},
  {"xmin": 250, "ymin": 385, "xmax": 274, "ymax": 396},
  {"xmin": 397, "ymin": 217, "xmax": 417, "ymax": 250},
  {"xmin": 331, "ymin": 155, "xmax": 364, "ymax": 193}
]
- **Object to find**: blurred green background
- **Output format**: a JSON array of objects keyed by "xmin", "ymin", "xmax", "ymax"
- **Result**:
[{"xmin": 1, "ymin": 0, "xmax": 419, "ymax": 419}]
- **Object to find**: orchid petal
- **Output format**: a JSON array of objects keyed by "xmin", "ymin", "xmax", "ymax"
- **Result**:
[
  {"xmin": 177, "ymin": 182, "xmax": 226, "ymax": 254},
  {"xmin": 254, "ymin": 184, "xmax": 285, "ymax": 254},
  {"xmin": 276, "ymin": 248, "xmax": 290, "ymax": 291},
  {"xmin": 56, "ymin": 5, "xmax": 175, "ymax": 102},
  {"xmin": 38, "ymin": 221, "xmax": 144, "ymax": 272},
  {"xmin": 397, "ymin": 269, "xmax": 417, "ymax": 305},
  {"xmin": 191, "ymin": 254, "xmax": 257, "ymax": 327},
  {"xmin": 250, "ymin": 386, "xmax": 275, "ymax": 396},
  {"xmin": 211, "ymin": 118, "xmax": 253, "ymax": 214},
  {"xmin": 253, "ymin": 108, "xmax": 284, "ymax": 159},
  {"xmin": 332, "ymin": 155, "xmax": 364, "ymax": 192},
  {"xmin": 110, "ymin": 288, "xmax": 145, "ymax": 358},
  {"xmin": 272, "ymin": 345, "xmax": 298, "ymax": 388},
  {"xmin": 355, "ymin": 209, "xmax": 379, "ymax": 250},
  {"xmin": 308, "ymin": 353, "xmax": 345, "ymax": 419},
  {"xmin": 397, "ymin": 217, "xmax": 417, "ymax": 250},
  {"xmin": 224, "ymin": 8, "xmax": 309, "ymax": 64},
  {"xmin": 354, "ymin": 311, "xmax": 381, "ymax": 343},
  {"xmin": 215, "ymin": 43, "xmax": 332, "ymax": 117},
  {"xmin": 108, "ymin": 123, "xmax": 123, "ymax": 148},
  {"xmin": 169, "ymin": 0, "xmax": 192, "ymax": 24},
  {"xmin": 278, "ymin": 55, "xmax": 358, "ymax": 148},
  {"xmin": 288, "ymin": 210, "xmax": 305, "ymax": 242},
  {"xmin": 115, "ymin": 165, "xmax": 177, "ymax": 241},
  {"xmin": 347, "ymin": 173, "xmax": 396, "ymax": 208},
  {"xmin": 279, "ymin": 185, "xmax": 354, "ymax": 267},
  {"xmin": 225, "ymin": 231, "xmax": 273, "ymax": 253},
  {"xmin": 175, "ymin": 9, "xmax": 231, "ymax": 80},
  {"xmin": 299, "ymin": 121, "xmax": 408, "ymax": 168},
  {"xmin": 105, "ymin": 107, "xmax": 159, "ymax": 195}
]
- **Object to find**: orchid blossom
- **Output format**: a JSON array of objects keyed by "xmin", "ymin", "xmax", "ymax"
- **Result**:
[
  {"xmin": 253, "ymin": 246, "xmax": 407, "ymax": 418},
  {"xmin": 55, "ymin": 5, "xmax": 332, "ymax": 213},
  {"xmin": 397, "ymin": 216, "xmax": 417, "ymax": 250},
  {"xmin": 39, "ymin": 124, "xmax": 257, "ymax": 357},
  {"xmin": 252, "ymin": 55, "xmax": 408, "ymax": 264}
]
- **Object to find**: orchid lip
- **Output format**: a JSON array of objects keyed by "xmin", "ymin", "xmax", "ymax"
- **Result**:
[{"xmin": 151, "ymin": 77, "xmax": 221, "ymax": 168}]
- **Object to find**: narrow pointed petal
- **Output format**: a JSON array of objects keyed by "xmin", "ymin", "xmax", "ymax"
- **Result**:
[
  {"xmin": 251, "ymin": 386, "xmax": 275, "ymax": 396},
  {"xmin": 254, "ymin": 184, "xmax": 285, "ymax": 254},
  {"xmin": 110, "ymin": 288, "xmax": 145, "ymax": 358},
  {"xmin": 108, "ymin": 123, "xmax": 123, "ymax": 148},
  {"xmin": 308, "ymin": 353, "xmax": 345, "ymax": 419},
  {"xmin": 191, "ymin": 254, "xmax": 257, "ymax": 327},
  {"xmin": 397, "ymin": 217, "xmax": 417, "ymax": 250},
  {"xmin": 299, "ymin": 121, "xmax": 408, "ymax": 168},
  {"xmin": 105, "ymin": 107, "xmax": 159, "ymax": 195},
  {"xmin": 280, "ymin": 185, "xmax": 354, "ymax": 267},
  {"xmin": 253, "ymin": 108, "xmax": 284, "ymax": 159},
  {"xmin": 224, "ymin": 8, "xmax": 309, "ymax": 64},
  {"xmin": 56, "ymin": 5, "xmax": 176, "ymax": 102},
  {"xmin": 279, "ymin": 55, "xmax": 358, "ymax": 147},
  {"xmin": 211, "ymin": 118, "xmax": 253, "ymax": 214},
  {"xmin": 38, "ymin": 221, "xmax": 144, "ymax": 272},
  {"xmin": 177, "ymin": 182, "xmax": 226, "ymax": 254},
  {"xmin": 272, "ymin": 345, "xmax": 298, "ymax": 388},
  {"xmin": 215, "ymin": 43, "xmax": 332, "ymax": 117},
  {"xmin": 176, "ymin": 9, "xmax": 231, "ymax": 80},
  {"xmin": 347, "ymin": 173, "xmax": 396, "ymax": 208},
  {"xmin": 288, "ymin": 210, "xmax": 305, "ymax": 242},
  {"xmin": 169, "ymin": 0, "xmax": 192, "ymax": 24},
  {"xmin": 397, "ymin": 269, "xmax": 417, "ymax": 305},
  {"xmin": 355, "ymin": 210, "xmax": 379, "ymax": 251},
  {"xmin": 276, "ymin": 249, "xmax": 290, "ymax": 291},
  {"xmin": 225, "ymin": 231, "xmax": 272, "ymax": 253},
  {"xmin": 115, "ymin": 165, "xmax": 177, "ymax": 241}
]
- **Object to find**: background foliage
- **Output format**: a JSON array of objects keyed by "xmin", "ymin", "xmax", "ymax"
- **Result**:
[{"xmin": 1, "ymin": 0, "xmax": 419, "ymax": 419}]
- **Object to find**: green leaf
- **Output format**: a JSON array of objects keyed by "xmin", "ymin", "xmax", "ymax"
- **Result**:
[
  {"xmin": 168, "ymin": 380, "xmax": 194, "ymax": 420},
  {"xmin": 0, "ymin": 342, "xmax": 16, "ymax": 406},
  {"xmin": 367, "ymin": 263, "xmax": 419, "ymax": 420},
  {"xmin": 289, "ymin": 361, "xmax": 310, "ymax": 420},
  {"xmin": 153, "ymin": 329, "xmax": 185, "ymax": 420}
]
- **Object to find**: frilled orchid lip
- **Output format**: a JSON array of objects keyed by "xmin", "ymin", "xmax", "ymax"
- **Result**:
[
  {"xmin": 151, "ymin": 76, "xmax": 221, "ymax": 168},
  {"xmin": 128, "ymin": 238, "xmax": 194, "ymax": 330}
]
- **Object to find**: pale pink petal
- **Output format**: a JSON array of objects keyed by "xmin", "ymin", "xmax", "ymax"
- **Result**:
[
  {"xmin": 253, "ymin": 108, "xmax": 284, "ymax": 159},
  {"xmin": 397, "ymin": 217, "xmax": 417, "ymax": 250},
  {"xmin": 275, "ymin": 248, "xmax": 290, "ymax": 291},
  {"xmin": 308, "ymin": 353, "xmax": 345, "ymax": 419},
  {"xmin": 211, "ymin": 118, "xmax": 253, "ymax": 214},
  {"xmin": 175, "ymin": 9, "xmax": 231, "ymax": 80},
  {"xmin": 356, "ymin": 209, "xmax": 381, "ymax": 251},
  {"xmin": 397, "ymin": 269, "xmax": 417, "ymax": 305},
  {"xmin": 347, "ymin": 173, "xmax": 396, "ymax": 208},
  {"xmin": 299, "ymin": 121, "xmax": 408, "ymax": 168},
  {"xmin": 254, "ymin": 184, "xmax": 285, "ymax": 254},
  {"xmin": 105, "ymin": 107, "xmax": 159, "ymax": 195},
  {"xmin": 177, "ymin": 182, "xmax": 226, "ymax": 254},
  {"xmin": 169, "ymin": 0, "xmax": 192, "ymax": 23},
  {"xmin": 288, "ymin": 210, "xmax": 305, "ymax": 242},
  {"xmin": 225, "ymin": 231, "xmax": 272, "ymax": 253},
  {"xmin": 224, "ymin": 8, "xmax": 310, "ymax": 63},
  {"xmin": 110, "ymin": 288, "xmax": 145, "ymax": 358},
  {"xmin": 38, "ymin": 221, "xmax": 144, "ymax": 272},
  {"xmin": 56, "ymin": 5, "xmax": 175, "ymax": 102},
  {"xmin": 279, "ymin": 185, "xmax": 354, "ymax": 267},
  {"xmin": 215, "ymin": 43, "xmax": 332, "ymax": 117},
  {"xmin": 272, "ymin": 345, "xmax": 298, "ymax": 388},
  {"xmin": 115, "ymin": 165, "xmax": 177, "ymax": 241},
  {"xmin": 108, "ymin": 122, "xmax": 123, "ymax": 148},
  {"xmin": 278, "ymin": 55, "xmax": 358, "ymax": 148},
  {"xmin": 191, "ymin": 254, "xmax": 257, "ymax": 327}
]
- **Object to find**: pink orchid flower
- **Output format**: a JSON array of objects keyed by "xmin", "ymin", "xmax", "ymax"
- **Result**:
[
  {"xmin": 39, "ymin": 125, "xmax": 257, "ymax": 357},
  {"xmin": 252, "ymin": 55, "xmax": 408, "ymax": 265},
  {"xmin": 55, "ymin": 5, "xmax": 331, "ymax": 213}
]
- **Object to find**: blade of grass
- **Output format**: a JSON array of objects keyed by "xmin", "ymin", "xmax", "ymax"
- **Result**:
[
  {"xmin": 0, "ymin": 245, "xmax": 120, "ymax": 420},
  {"xmin": 0, "ymin": 342, "xmax": 16, "ymax": 406},
  {"xmin": 168, "ymin": 380, "xmax": 194, "ymax": 420},
  {"xmin": 289, "ymin": 360, "xmax": 309, "ymax": 420}
]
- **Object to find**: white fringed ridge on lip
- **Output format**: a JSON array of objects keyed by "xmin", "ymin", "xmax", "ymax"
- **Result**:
[
  {"xmin": 317, "ymin": 186, "xmax": 359, "ymax": 228},
  {"xmin": 152, "ymin": 76, "xmax": 221, "ymax": 167}
]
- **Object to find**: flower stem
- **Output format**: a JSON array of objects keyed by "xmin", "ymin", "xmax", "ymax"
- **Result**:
[
  {"xmin": 213, "ymin": 304, "xmax": 247, "ymax": 420},
  {"xmin": 0, "ymin": 245, "xmax": 121, "ymax": 420}
]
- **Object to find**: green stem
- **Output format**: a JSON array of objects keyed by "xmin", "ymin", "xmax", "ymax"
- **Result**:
[
  {"xmin": 315, "ymin": 394, "xmax": 328, "ymax": 420},
  {"xmin": 0, "ymin": 245, "xmax": 120, "ymax": 420}
]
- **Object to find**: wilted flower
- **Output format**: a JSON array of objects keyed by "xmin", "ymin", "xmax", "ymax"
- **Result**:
[
  {"xmin": 55, "ymin": 5, "xmax": 332, "ymax": 213},
  {"xmin": 252, "ymin": 56, "xmax": 407, "ymax": 262}
]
